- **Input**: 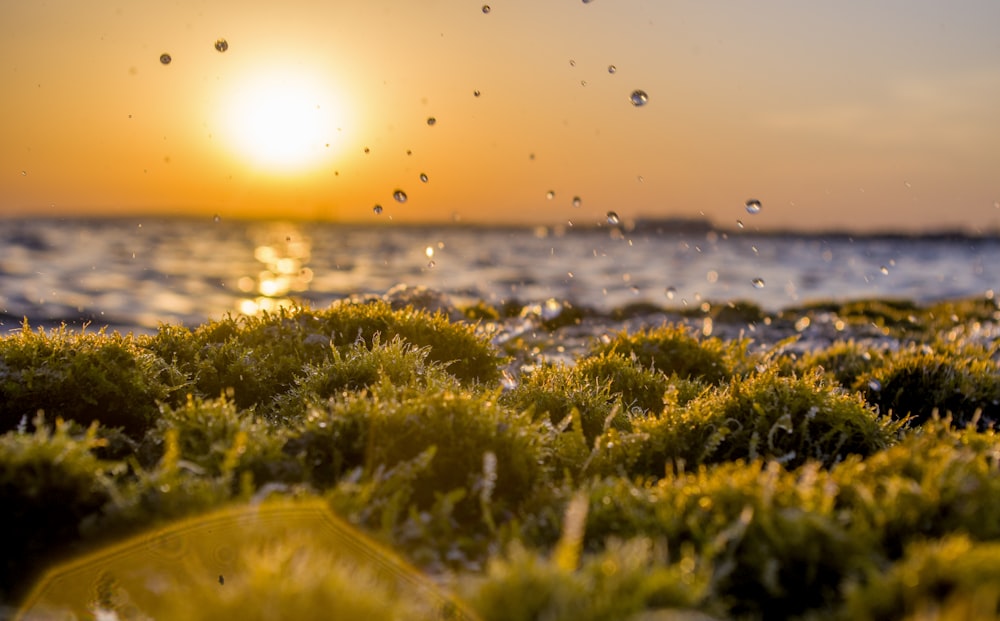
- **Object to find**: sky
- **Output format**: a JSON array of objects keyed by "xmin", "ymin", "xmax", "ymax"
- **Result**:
[{"xmin": 2, "ymin": 0, "xmax": 1000, "ymax": 232}]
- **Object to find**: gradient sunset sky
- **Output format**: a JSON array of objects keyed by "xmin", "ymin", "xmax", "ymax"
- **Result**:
[{"xmin": 3, "ymin": 0, "xmax": 999, "ymax": 231}]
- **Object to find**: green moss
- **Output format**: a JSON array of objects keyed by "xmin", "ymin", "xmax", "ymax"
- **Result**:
[
  {"xmin": 0, "ymin": 416, "xmax": 119, "ymax": 602},
  {"xmin": 574, "ymin": 353, "xmax": 670, "ymax": 416},
  {"xmin": 0, "ymin": 324, "xmax": 173, "ymax": 436},
  {"xmin": 590, "ymin": 324, "xmax": 741, "ymax": 385},
  {"xmin": 859, "ymin": 341, "xmax": 1000, "ymax": 427},
  {"xmin": 796, "ymin": 340, "xmax": 886, "ymax": 389}
]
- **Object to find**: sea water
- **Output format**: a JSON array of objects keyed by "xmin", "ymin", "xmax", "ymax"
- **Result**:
[{"xmin": 1, "ymin": 217, "xmax": 997, "ymax": 334}]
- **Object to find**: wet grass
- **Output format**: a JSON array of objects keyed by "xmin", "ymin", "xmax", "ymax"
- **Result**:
[{"xmin": 2, "ymin": 295, "xmax": 1000, "ymax": 619}]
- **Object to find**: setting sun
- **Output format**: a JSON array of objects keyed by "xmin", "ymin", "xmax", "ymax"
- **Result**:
[{"xmin": 219, "ymin": 69, "xmax": 346, "ymax": 173}]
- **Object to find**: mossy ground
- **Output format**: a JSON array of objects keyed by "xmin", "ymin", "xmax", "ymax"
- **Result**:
[{"xmin": 2, "ymin": 296, "xmax": 1000, "ymax": 619}]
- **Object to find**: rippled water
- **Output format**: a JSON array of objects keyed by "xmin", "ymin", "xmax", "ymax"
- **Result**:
[{"xmin": 1, "ymin": 217, "xmax": 997, "ymax": 334}]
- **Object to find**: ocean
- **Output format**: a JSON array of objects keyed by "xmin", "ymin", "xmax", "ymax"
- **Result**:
[{"xmin": 1, "ymin": 217, "xmax": 998, "ymax": 335}]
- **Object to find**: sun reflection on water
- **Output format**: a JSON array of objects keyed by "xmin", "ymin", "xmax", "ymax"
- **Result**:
[{"xmin": 237, "ymin": 223, "xmax": 313, "ymax": 316}]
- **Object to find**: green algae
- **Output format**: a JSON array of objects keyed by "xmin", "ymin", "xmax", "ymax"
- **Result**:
[{"xmin": 2, "ymin": 296, "xmax": 1000, "ymax": 619}]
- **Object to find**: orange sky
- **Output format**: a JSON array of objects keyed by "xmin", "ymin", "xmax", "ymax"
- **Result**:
[{"xmin": 3, "ymin": 0, "xmax": 1000, "ymax": 232}]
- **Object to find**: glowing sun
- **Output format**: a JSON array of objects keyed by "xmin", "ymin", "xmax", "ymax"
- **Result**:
[{"xmin": 221, "ymin": 70, "xmax": 344, "ymax": 172}]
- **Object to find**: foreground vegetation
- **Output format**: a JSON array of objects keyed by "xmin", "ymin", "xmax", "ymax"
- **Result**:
[{"xmin": 3, "ymin": 296, "xmax": 1000, "ymax": 619}]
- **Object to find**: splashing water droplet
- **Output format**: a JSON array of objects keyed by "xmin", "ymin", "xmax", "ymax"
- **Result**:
[
  {"xmin": 481, "ymin": 5, "xmax": 490, "ymax": 13},
  {"xmin": 745, "ymin": 199, "xmax": 762, "ymax": 214},
  {"xmin": 629, "ymin": 90, "xmax": 648, "ymax": 106},
  {"xmin": 214, "ymin": 39, "xmax": 229, "ymax": 52},
  {"xmin": 546, "ymin": 190, "xmax": 555, "ymax": 200},
  {"xmin": 751, "ymin": 278, "xmax": 765, "ymax": 289},
  {"xmin": 572, "ymin": 196, "xmax": 582, "ymax": 208},
  {"xmin": 159, "ymin": 53, "xmax": 172, "ymax": 65},
  {"xmin": 665, "ymin": 286, "xmax": 676, "ymax": 300},
  {"xmin": 569, "ymin": 59, "xmax": 576, "ymax": 67},
  {"xmin": 880, "ymin": 265, "xmax": 889, "ymax": 275},
  {"xmin": 426, "ymin": 117, "xmax": 436, "ymax": 126},
  {"xmin": 867, "ymin": 379, "xmax": 882, "ymax": 392},
  {"xmin": 608, "ymin": 65, "xmax": 616, "ymax": 74},
  {"xmin": 736, "ymin": 219, "xmax": 744, "ymax": 229},
  {"xmin": 363, "ymin": 147, "xmax": 370, "ymax": 154},
  {"xmin": 427, "ymin": 260, "xmax": 436, "ymax": 269},
  {"xmin": 21, "ymin": 170, "xmax": 27, "ymax": 176},
  {"xmin": 606, "ymin": 211, "xmax": 620, "ymax": 225},
  {"xmin": 373, "ymin": 204, "xmax": 383, "ymax": 215},
  {"xmin": 213, "ymin": 214, "xmax": 221, "ymax": 223},
  {"xmin": 393, "ymin": 190, "xmax": 407, "ymax": 203},
  {"xmin": 473, "ymin": 89, "xmax": 481, "ymax": 97},
  {"xmin": 419, "ymin": 173, "xmax": 429, "ymax": 183},
  {"xmin": 425, "ymin": 246, "xmax": 434, "ymax": 258}
]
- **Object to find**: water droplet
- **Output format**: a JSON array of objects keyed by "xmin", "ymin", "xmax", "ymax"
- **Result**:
[
  {"xmin": 392, "ymin": 190, "xmax": 407, "ymax": 203},
  {"xmin": 426, "ymin": 117, "xmax": 436, "ymax": 126},
  {"xmin": 580, "ymin": 80, "xmax": 587, "ymax": 87},
  {"xmin": 546, "ymin": 190, "xmax": 555, "ymax": 200},
  {"xmin": 630, "ymin": 286, "xmax": 640, "ymax": 295},
  {"xmin": 363, "ymin": 147, "xmax": 370, "ymax": 154},
  {"xmin": 213, "ymin": 214, "xmax": 221, "ymax": 223},
  {"xmin": 751, "ymin": 278, "xmax": 765, "ymax": 289},
  {"xmin": 572, "ymin": 196, "xmax": 582, "ymax": 208},
  {"xmin": 745, "ymin": 199, "xmax": 762, "ymax": 214},
  {"xmin": 904, "ymin": 180, "xmax": 912, "ymax": 188},
  {"xmin": 606, "ymin": 211, "xmax": 620, "ymax": 225},
  {"xmin": 481, "ymin": 5, "xmax": 490, "ymax": 13},
  {"xmin": 880, "ymin": 265, "xmax": 889, "ymax": 275},
  {"xmin": 425, "ymin": 246, "xmax": 434, "ymax": 258},
  {"xmin": 582, "ymin": 0, "xmax": 594, "ymax": 4},
  {"xmin": 20, "ymin": 170, "xmax": 26, "ymax": 176},
  {"xmin": 427, "ymin": 260, "xmax": 436, "ymax": 268},
  {"xmin": 608, "ymin": 65, "xmax": 616, "ymax": 74},
  {"xmin": 373, "ymin": 204, "xmax": 383, "ymax": 215},
  {"xmin": 473, "ymin": 89, "xmax": 481, "ymax": 97},
  {"xmin": 867, "ymin": 379, "xmax": 882, "ymax": 392},
  {"xmin": 736, "ymin": 219, "xmax": 744, "ymax": 229},
  {"xmin": 419, "ymin": 173, "xmax": 428, "ymax": 183},
  {"xmin": 159, "ymin": 53, "xmax": 172, "ymax": 65},
  {"xmin": 665, "ymin": 286, "xmax": 676, "ymax": 300},
  {"xmin": 629, "ymin": 90, "xmax": 648, "ymax": 106},
  {"xmin": 569, "ymin": 59, "xmax": 576, "ymax": 67},
  {"xmin": 214, "ymin": 39, "xmax": 229, "ymax": 52}
]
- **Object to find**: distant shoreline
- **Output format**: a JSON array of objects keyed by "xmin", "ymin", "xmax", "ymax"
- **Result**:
[{"xmin": 3, "ymin": 213, "xmax": 998, "ymax": 242}]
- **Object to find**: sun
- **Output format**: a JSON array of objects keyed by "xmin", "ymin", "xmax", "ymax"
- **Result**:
[{"xmin": 220, "ymin": 69, "xmax": 345, "ymax": 173}]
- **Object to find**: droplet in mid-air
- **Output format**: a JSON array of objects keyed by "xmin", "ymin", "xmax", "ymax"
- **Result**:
[
  {"xmin": 751, "ymin": 278, "xmax": 765, "ymax": 289},
  {"xmin": 473, "ymin": 89, "xmax": 481, "ymax": 97},
  {"xmin": 665, "ymin": 286, "xmax": 677, "ymax": 300},
  {"xmin": 419, "ymin": 173, "xmax": 428, "ymax": 183},
  {"xmin": 880, "ymin": 265, "xmax": 889, "ymax": 275},
  {"xmin": 426, "ymin": 117, "xmax": 436, "ymax": 126},
  {"xmin": 736, "ymin": 219, "xmax": 744, "ymax": 229},
  {"xmin": 608, "ymin": 65, "xmax": 616, "ymax": 74},
  {"xmin": 572, "ymin": 196, "xmax": 582, "ymax": 208},
  {"xmin": 546, "ymin": 190, "xmax": 555, "ymax": 200},
  {"xmin": 393, "ymin": 190, "xmax": 407, "ymax": 203},
  {"xmin": 606, "ymin": 211, "xmax": 620, "ymax": 225},
  {"xmin": 214, "ymin": 39, "xmax": 229, "ymax": 52},
  {"xmin": 629, "ymin": 90, "xmax": 648, "ymax": 106},
  {"xmin": 159, "ymin": 53, "xmax": 172, "ymax": 65},
  {"xmin": 373, "ymin": 204, "xmax": 383, "ymax": 215},
  {"xmin": 745, "ymin": 199, "xmax": 762, "ymax": 214},
  {"xmin": 213, "ymin": 214, "xmax": 221, "ymax": 223},
  {"xmin": 481, "ymin": 5, "xmax": 490, "ymax": 13},
  {"xmin": 363, "ymin": 147, "xmax": 370, "ymax": 154}
]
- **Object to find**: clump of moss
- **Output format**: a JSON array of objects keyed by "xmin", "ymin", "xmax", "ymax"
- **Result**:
[
  {"xmin": 574, "ymin": 353, "xmax": 670, "ymax": 416},
  {"xmin": 503, "ymin": 363, "xmax": 632, "ymax": 445},
  {"xmin": 843, "ymin": 535, "xmax": 1000, "ymax": 621},
  {"xmin": 796, "ymin": 340, "xmax": 886, "ymax": 389},
  {"xmin": 604, "ymin": 369, "xmax": 897, "ymax": 477},
  {"xmin": 0, "ymin": 416, "xmax": 119, "ymax": 603},
  {"xmin": 464, "ymin": 539, "xmax": 713, "ymax": 621},
  {"xmin": 0, "ymin": 324, "xmax": 173, "ymax": 436},
  {"xmin": 859, "ymin": 341, "xmax": 1000, "ymax": 427},
  {"xmin": 143, "ymin": 301, "xmax": 501, "ymax": 414},
  {"xmin": 590, "ymin": 324, "xmax": 742, "ymax": 385}
]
